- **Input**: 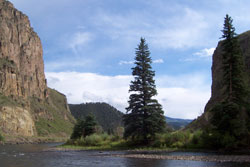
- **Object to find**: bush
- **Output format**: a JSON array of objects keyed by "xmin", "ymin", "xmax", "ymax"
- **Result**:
[
  {"xmin": 152, "ymin": 131, "xmax": 196, "ymax": 148},
  {"xmin": 84, "ymin": 134, "xmax": 103, "ymax": 146},
  {"xmin": 189, "ymin": 130, "xmax": 203, "ymax": 148}
]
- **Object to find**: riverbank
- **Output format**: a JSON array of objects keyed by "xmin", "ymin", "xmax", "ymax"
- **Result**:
[
  {"xmin": 45, "ymin": 146, "xmax": 250, "ymax": 163},
  {"xmin": 1, "ymin": 135, "xmax": 68, "ymax": 145},
  {"xmin": 110, "ymin": 154, "xmax": 250, "ymax": 163}
]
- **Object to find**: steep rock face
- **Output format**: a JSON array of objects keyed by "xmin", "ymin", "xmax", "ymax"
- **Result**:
[
  {"xmin": 189, "ymin": 31, "xmax": 250, "ymax": 129},
  {"xmin": 0, "ymin": 0, "xmax": 75, "ymax": 139},
  {"xmin": 0, "ymin": 0, "xmax": 47, "ymax": 100},
  {"xmin": 0, "ymin": 106, "xmax": 35, "ymax": 136},
  {"xmin": 205, "ymin": 31, "xmax": 250, "ymax": 112}
]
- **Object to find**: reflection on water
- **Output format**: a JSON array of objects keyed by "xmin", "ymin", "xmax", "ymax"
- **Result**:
[{"xmin": 0, "ymin": 143, "xmax": 250, "ymax": 167}]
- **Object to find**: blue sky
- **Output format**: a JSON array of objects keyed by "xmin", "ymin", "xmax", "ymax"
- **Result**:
[{"xmin": 9, "ymin": 0, "xmax": 250, "ymax": 119}]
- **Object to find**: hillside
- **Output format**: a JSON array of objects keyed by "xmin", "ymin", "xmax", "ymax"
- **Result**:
[
  {"xmin": 0, "ymin": 0, "xmax": 75, "ymax": 141},
  {"xmin": 165, "ymin": 117, "xmax": 192, "ymax": 130},
  {"xmin": 69, "ymin": 103, "xmax": 123, "ymax": 133}
]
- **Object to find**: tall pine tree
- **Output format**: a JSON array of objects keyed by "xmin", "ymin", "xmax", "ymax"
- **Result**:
[
  {"xmin": 208, "ymin": 15, "xmax": 249, "ymax": 149},
  {"xmin": 123, "ymin": 38, "xmax": 166, "ymax": 144},
  {"xmin": 221, "ymin": 14, "xmax": 247, "ymax": 103}
]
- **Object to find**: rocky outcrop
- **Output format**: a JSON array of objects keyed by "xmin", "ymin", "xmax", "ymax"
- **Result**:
[
  {"xmin": 0, "ymin": 0, "xmax": 75, "ymax": 139},
  {"xmin": 0, "ymin": 106, "xmax": 35, "ymax": 136},
  {"xmin": 205, "ymin": 31, "xmax": 250, "ymax": 112},
  {"xmin": 0, "ymin": 0, "xmax": 47, "ymax": 100},
  {"xmin": 205, "ymin": 31, "xmax": 250, "ymax": 111},
  {"xmin": 189, "ymin": 31, "xmax": 250, "ymax": 129}
]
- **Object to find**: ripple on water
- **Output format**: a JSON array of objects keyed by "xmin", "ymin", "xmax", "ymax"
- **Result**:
[{"xmin": 0, "ymin": 144, "xmax": 250, "ymax": 167}]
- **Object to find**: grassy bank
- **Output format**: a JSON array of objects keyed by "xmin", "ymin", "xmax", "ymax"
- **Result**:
[
  {"xmin": 2, "ymin": 135, "xmax": 69, "ymax": 144},
  {"xmin": 64, "ymin": 133, "xmax": 129, "ymax": 150},
  {"xmin": 62, "ymin": 130, "xmax": 205, "ymax": 151}
]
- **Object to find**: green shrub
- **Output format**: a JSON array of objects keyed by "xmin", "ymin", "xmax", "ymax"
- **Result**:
[
  {"xmin": 152, "ymin": 131, "xmax": 195, "ymax": 148},
  {"xmin": 84, "ymin": 134, "xmax": 103, "ymax": 146},
  {"xmin": 100, "ymin": 133, "xmax": 110, "ymax": 141}
]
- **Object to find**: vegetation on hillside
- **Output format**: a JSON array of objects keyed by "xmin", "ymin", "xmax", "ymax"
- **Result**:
[
  {"xmin": 165, "ymin": 117, "xmax": 193, "ymax": 130},
  {"xmin": 69, "ymin": 102, "xmax": 123, "ymax": 133},
  {"xmin": 123, "ymin": 38, "xmax": 166, "ymax": 144},
  {"xmin": 31, "ymin": 88, "xmax": 75, "ymax": 137}
]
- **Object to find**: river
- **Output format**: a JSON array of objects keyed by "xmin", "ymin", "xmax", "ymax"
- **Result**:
[{"xmin": 0, "ymin": 143, "xmax": 250, "ymax": 167}]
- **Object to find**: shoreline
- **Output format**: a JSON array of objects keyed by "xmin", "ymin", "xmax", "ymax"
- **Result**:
[
  {"xmin": 44, "ymin": 147, "xmax": 250, "ymax": 163},
  {"xmin": 0, "ymin": 136, "xmax": 68, "ymax": 145},
  {"xmin": 110, "ymin": 154, "xmax": 250, "ymax": 163}
]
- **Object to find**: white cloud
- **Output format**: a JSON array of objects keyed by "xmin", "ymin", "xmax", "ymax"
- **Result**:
[
  {"xmin": 69, "ymin": 32, "xmax": 94, "ymax": 54},
  {"xmin": 46, "ymin": 72, "xmax": 132, "ymax": 112},
  {"xmin": 180, "ymin": 47, "xmax": 215, "ymax": 62},
  {"xmin": 153, "ymin": 59, "xmax": 164, "ymax": 64},
  {"xmin": 156, "ymin": 74, "xmax": 211, "ymax": 119},
  {"xmin": 119, "ymin": 60, "xmax": 134, "ymax": 65},
  {"xmin": 94, "ymin": 7, "xmax": 211, "ymax": 49},
  {"xmin": 194, "ymin": 48, "xmax": 215, "ymax": 58},
  {"xmin": 46, "ymin": 72, "xmax": 211, "ymax": 119}
]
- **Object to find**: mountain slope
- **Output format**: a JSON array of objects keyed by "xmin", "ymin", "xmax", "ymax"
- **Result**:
[
  {"xmin": 165, "ymin": 117, "xmax": 192, "ymax": 130},
  {"xmin": 69, "ymin": 103, "xmax": 123, "ymax": 132}
]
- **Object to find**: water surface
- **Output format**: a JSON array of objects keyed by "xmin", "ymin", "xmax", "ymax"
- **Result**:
[{"xmin": 0, "ymin": 143, "xmax": 249, "ymax": 167}]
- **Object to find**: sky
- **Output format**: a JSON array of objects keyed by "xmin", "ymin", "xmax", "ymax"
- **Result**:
[{"xmin": 9, "ymin": 0, "xmax": 250, "ymax": 119}]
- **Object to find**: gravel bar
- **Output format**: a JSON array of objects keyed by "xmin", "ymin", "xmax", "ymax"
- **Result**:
[{"xmin": 109, "ymin": 154, "xmax": 250, "ymax": 163}]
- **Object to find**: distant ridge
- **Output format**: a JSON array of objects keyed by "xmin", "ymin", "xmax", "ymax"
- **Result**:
[
  {"xmin": 165, "ymin": 116, "xmax": 193, "ymax": 130},
  {"xmin": 69, "ymin": 102, "xmax": 123, "ymax": 133},
  {"xmin": 69, "ymin": 102, "xmax": 192, "ymax": 131}
]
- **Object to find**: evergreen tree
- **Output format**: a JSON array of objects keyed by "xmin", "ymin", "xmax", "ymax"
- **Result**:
[
  {"xmin": 70, "ymin": 114, "xmax": 97, "ymax": 139},
  {"xmin": 70, "ymin": 119, "xmax": 85, "ymax": 139},
  {"xmin": 83, "ymin": 114, "xmax": 97, "ymax": 137},
  {"xmin": 123, "ymin": 38, "xmax": 166, "ymax": 144},
  {"xmin": 208, "ymin": 14, "xmax": 249, "ymax": 149},
  {"xmin": 221, "ymin": 14, "xmax": 247, "ymax": 103}
]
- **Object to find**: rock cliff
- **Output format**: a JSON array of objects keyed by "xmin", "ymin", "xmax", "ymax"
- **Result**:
[
  {"xmin": 0, "ymin": 0, "xmax": 47, "ymax": 100},
  {"xmin": 189, "ymin": 31, "xmax": 250, "ymax": 129},
  {"xmin": 0, "ymin": 0, "xmax": 75, "ymax": 140}
]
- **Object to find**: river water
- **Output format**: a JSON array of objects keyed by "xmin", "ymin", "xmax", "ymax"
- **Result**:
[{"xmin": 0, "ymin": 143, "xmax": 250, "ymax": 167}]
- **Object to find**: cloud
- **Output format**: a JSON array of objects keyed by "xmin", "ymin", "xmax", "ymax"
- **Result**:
[
  {"xmin": 119, "ymin": 60, "xmax": 134, "ymax": 65},
  {"xmin": 68, "ymin": 32, "xmax": 94, "ymax": 54},
  {"xmin": 91, "ymin": 6, "xmax": 212, "ymax": 50},
  {"xmin": 46, "ymin": 72, "xmax": 132, "ymax": 112},
  {"xmin": 46, "ymin": 72, "xmax": 211, "ymax": 119},
  {"xmin": 153, "ymin": 59, "xmax": 164, "ymax": 64},
  {"xmin": 194, "ymin": 48, "xmax": 215, "ymax": 58},
  {"xmin": 156, "ymin": 74, "xmax": 211, "ymax": 119},
  {"xmin": 180, "ymin": 47, "xmax": 215, "ymax": 62}
]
